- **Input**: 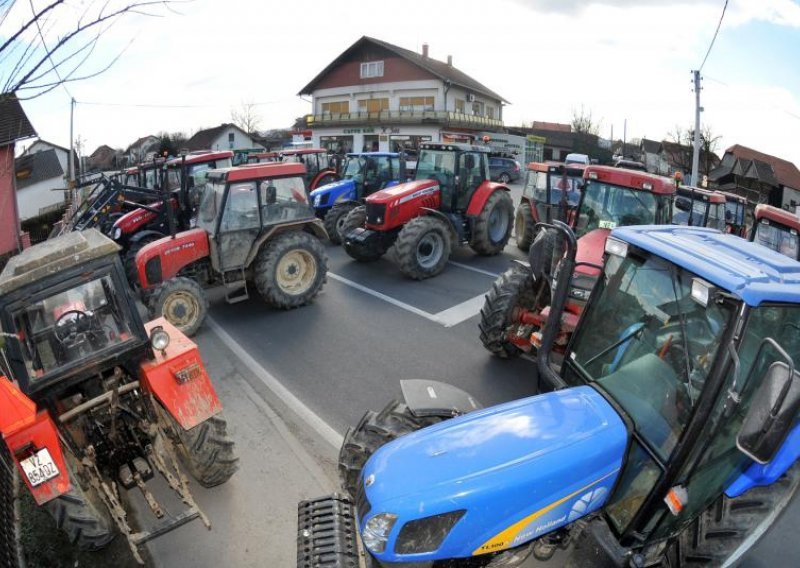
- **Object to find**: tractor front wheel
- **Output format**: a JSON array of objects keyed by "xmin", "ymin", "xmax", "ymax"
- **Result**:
[
  {"xmin": 148, "ymin": 276, "xmax": 207, "ymax": 336},
  {"xmin": 470, "ymin": 190, "xmax": 514, "ymax": 255},
  {"xmin": 254, "ymin": 231, "xmax": 327, "ymax": 309},
  {"xmin": 515, "ymin": 202, "xmax": 536, "ymax": 251},
  {"xmin": 324, "ymin": 203, "xmax": 357, "ymax": 245},
  {"xmin": 165, "ymin": 411, "xmax": 239, "ymax": 488},
  {"xmin": 395, "ymin": 216, "xmax": 452, "ymax": 280}
]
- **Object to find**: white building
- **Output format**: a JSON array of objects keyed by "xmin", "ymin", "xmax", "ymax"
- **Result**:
[
  {"xmin": 184, "ymin": 123, "xmax": 265, "ymax": 152},
  {"xmin": 15, "ymin": 141, "xmax": 70, "ymax": 221}
]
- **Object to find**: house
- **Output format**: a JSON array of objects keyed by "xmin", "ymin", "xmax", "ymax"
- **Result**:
[
  {"xmin": 184, "ymin": 123, "xmax": 264, "ymax": 153},
  {"xmin": 86, "ymin": 144, "xmax": 121, "ymax": 171},
  {"xmin": 21, "ymin": 139, "xmax": 71, "ymax": 176},
  {"xmin": 709, "ymin": 145, "xmax": 800, "ymax": 209},
  {"xmin": 14, "ymin": 147, "xmax": 68, "ymax": 221},
  {"xmin": 508, "ymin": 123, "xmax": 577, "ymax": 163},
  {"xmin": 661, "ymin": 141, "xmax": 720, "ymax": 182},
  {"xmin": 125, "ymin": 135, "xmax": 160, "ymax": 164},
  {"xmin": 0, "ymin": 92, "xmax": 37, "ymax": 257},
  {"xmin": 639, "ymin": 139, "xmax": 669, "ymax": 175},
  {"xmin": 298, "ymin": 36, "xmax": 508, "ymax": 154}
]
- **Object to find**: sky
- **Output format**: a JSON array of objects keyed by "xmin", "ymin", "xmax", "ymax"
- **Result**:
[{"xmin": 5, "ymin": 0, "xmax": 800, "ymax": 166}]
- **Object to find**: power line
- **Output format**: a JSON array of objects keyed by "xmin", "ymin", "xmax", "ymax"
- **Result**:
[
  {"xmin": 699, "ymin": 0, "xmax": 729, "ymax": 71},
  {"xmin": 76, "ymin": 99, "xmax": 291, "ymax": 109}
]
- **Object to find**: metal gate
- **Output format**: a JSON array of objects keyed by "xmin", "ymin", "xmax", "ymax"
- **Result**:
[{"xmin": 0, "ymin": 443, "xmax": 19, "ymax": 568}]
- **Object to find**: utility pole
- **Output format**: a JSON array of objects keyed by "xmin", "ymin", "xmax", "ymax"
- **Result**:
[
  {"xmin": 68, "ymin": 97, "xmax": 76, "ymax": 207},
  {"xmin": 691, "ymin": 70, "xmax": 702, "ymax": 186},
  {"xmin": 623, "ymin": 119, "xmax": 627, "ymax": 157}
]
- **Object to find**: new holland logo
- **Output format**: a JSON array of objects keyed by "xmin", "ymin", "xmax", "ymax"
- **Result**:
[{"xmin": 398, "ymin": 185, "xmax": 440, "ymax": 205}]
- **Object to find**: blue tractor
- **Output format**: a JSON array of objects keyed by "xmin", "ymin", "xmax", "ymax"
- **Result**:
[
  {"xmin": 299, "ymin": 223, "xmax": 800, "ymax": 567},
  {"xmin": 308, "ymin": 152, "xmax": 406, "ymax": 244}
]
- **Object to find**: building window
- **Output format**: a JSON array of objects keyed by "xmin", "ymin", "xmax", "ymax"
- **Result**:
[
  {"xmin": 357, "ymin": 98, "xmax": 389, "ymax": 112},
  {"xmin": 486, "ymin": 106, "xmax": 495, "ymax": 119},
  {"xmin": 360, "ymin": 61, "xmax": 384, "ymax": 79},
  {"xmin": 472, "ymin": 101, "xmax": 484, "ymax": 116},
  {"xmin": 455, "ymin": 99, "xmax": 465, "ymax": 113},
  {"xmin": 321, "ymin": 101, "xmax": 349, "ymax": 114},
  {"xmin": 399, "ymin": 96, "xmax": 434, "ymax": 112}
]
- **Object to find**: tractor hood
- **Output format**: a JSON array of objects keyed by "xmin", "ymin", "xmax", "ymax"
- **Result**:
[
  {"xmin": 364, "ymin": 179, "xmax": 439, "ymax": 206},
  {"xmin": 309, "ymin": 178, "xmax": 355, "ymax": 207},
  {"xmin": 575, "ymin": 228, "xmax": 610, "ymax": 276},
  {"xmin": 360, "ymin": 385, "xmax": 627, "ymax": 561}
]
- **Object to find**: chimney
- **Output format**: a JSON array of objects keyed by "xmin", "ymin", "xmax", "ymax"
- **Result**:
[
  {"xmin": 422, "ymin": 43, "xmax": 429, "ymax": 58},
  {"xmin": 447, "ymin": 55, "xmax": 452, "ymax": 66}
]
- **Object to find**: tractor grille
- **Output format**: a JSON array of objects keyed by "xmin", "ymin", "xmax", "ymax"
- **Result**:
[
  {"xmin": 0, "ymin": 445, "xmax": 19, "ymax": 568},
  {"xmin": 366, "ymin": 203, "xmax": 386, "ymax": 226}
]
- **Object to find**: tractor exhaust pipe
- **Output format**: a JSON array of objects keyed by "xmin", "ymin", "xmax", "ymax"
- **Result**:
[{"xmin": 534, "ymin": 221, "xmax": 577, "ymax": 390}]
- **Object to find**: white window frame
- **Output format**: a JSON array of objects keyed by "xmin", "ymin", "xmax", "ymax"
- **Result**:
[{"xmin": 360, "ymin": 61, "xmax": 384, "ymax": 79}]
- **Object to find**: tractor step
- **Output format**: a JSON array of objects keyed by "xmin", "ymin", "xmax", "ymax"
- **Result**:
[
  {"xmin": 222, "ymin": 268, "xmax": 249, "ymax": 304},
  {"xmin": 297, "ymin": 494, "xmax": 360, "ymax": 568}
]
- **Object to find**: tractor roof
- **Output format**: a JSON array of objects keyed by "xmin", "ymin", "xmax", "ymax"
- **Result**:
[
  {"xmin": 166, "ymin": 150, "xmax": 233, "ymax": 167},
  {"xmin": 345, "ymin": 152, "xmax": 400, "ymax": 158},
  {"xmin": 755, "ymin": 204, "xmax": 800, "ymax": 231},
  {"xmin": 420, "ymin": 142, "xmax": 491, "ymax": 153},
  {"xmin": 211, "ymin": 162, "xmax": 307, "ymax": 183},
  {"xmin": 0, "ymin": 229, "xmax": 120, "ymax": 297},
  {"xmin": 280, "ymin": 148, "xmax": 327, "ymax": 156},
  {"xmin": 676, "ymin": 185, "xmax": 726, "ymax": 203},
  {"xmin": 717, "ymin": 190, "xmax": 747, "ymax": 204},
  {"xmin": 527, "ymin": 162, "xmax": 586, "ymax": 175},
  {"xmin": 612, "ymin": 225, "xmax": 800, "ymax": 306},
  {"xmin": 585, "ymin": 165, "xmax": 675, "ymax": 195}
]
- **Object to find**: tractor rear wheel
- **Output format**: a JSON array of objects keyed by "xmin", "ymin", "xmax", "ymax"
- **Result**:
[
  {"xmin": 515, "ymin": 202, "xmax": 536, "ymax": 251},
  {"xmin": 165, "ymin": 411, "xmax": 239, "ymax": 488},
  {"xmin": 395, "ymin": 216, "xmax": 452, "ymax": 280},
  {"xmin": 479, "ymin": 263, "xmax": 548, "ymax": 359},
  {"xmin": 148, "ymin": 276, "xmax": 207, "ymax": 336},
  {"xmin": 254, "ymin": 231, "xmax": 327, "ymax": 309},
  {"xmin": 324, "ymin": 203, "xmax": 357, "ymax": 245},
  {"xmin": 664, "ymin": 463, "xmax": 800, "ymax": 567},
  {"xmin": 470, "ymin": 190, "xmax": 513, "ymax": 256},
  {"xmin": 43, "ymin": 453, "xmax": 116, "ymax": 551},
  {"xmin": 124, "ymin": 232, "xmax": 165, "ymax": 286},
  {"xmin": 339, "ymin": 400, "xmax": 447, "ymax": 499}
]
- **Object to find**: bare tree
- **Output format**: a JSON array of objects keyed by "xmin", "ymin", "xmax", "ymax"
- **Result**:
[
  {"xmin": 570, "ymin": 104, "xmax": 600, "ymax": 136},
  {"xmin": 231, "ymin": 101, "xmax": 261, "ymax": 135},
  {"xmin": 1, "ymin": 0, "xmax": 178, "ymax": 99},
  {"xmin": 667, "ymin": 124, "xmax": 722, "ymax": 176}
]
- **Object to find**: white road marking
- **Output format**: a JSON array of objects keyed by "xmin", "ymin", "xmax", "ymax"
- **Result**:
[
  {"xmin": 207, "ymin": 317, "xmax": 344, "ymax": 450},
  {"xmin": 446, "ymin": 261, "xmax": 500, "ymax": 278},
  {"xmin": 329, "ymin": 272, "xmax": 486, "ymax": 328}
]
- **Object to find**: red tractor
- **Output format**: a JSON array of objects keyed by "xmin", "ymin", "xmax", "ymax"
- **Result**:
[
  {"xmin": 480, "ymin": 165, "xmax": 675, "ymax": 358},
  {"xmin": 671, "ymin": 184, "xmax": 727, "ymax": 230},
  {"xmin": 514, "ymin": 161, "xmax": 586, "ymax": 251},
  {"xmin": 750, "ymin": 203, "xmax": 800, "ymax": 260},
  {"xmin": 134, "ymin": 162, "xmax": 328, "ymax": 336},
  {"xmin": 0, "ymin": 229, "xmax": 237, "ymax": 563},
  {"xmin": 718, "ymin": 190, "xmax": 749, "ymax": 236},
  {"xmin": 341, "ymin": 142, "xmax": 514, "ymax": 280},
  {"xmin": 279, "ymin": 148, "xmax": 338, "ymax": 191}
]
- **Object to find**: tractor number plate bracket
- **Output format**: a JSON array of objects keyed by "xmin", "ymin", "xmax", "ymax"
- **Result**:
[{"xmin": 20, "ymin": 448, "xmax": 60, "ymax": 487}]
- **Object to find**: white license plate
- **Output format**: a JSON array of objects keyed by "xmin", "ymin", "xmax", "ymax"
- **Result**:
[{"xmin": 20, "ymin": 448, "xmax": 60, "ymax": 487}]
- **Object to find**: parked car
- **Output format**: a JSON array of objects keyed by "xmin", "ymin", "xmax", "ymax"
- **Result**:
[
  {"xmin": 488, "ymin": 156, "xmax": 521, "ymax": 183},
  {"xmin": 564, "ymin": 152, "xmax": 590, "ymax": 165}
]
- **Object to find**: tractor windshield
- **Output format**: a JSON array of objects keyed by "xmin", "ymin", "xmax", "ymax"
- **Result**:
[
  {"xmin": 725, "ymin": 200, "xmax": 744, "ymax": 226},
  {"xmin": 10, "ymin": 275, "xmax": 134, "ymax": 381},
  {"xmin": 753, "ymin": 221, "xmax": 799, "ymax": 259},
  {"xmin": 414, "ymin": 150, "xmax": 456, "ymax": 186},
  {"xmin": 342, "ymin": 156, "xmax": 365, "ymax": 180},
  {"xmin": 569, "ymin": 251, "xmax": 734, "ymax": 460},
  {"xmin": 197, "ymin": 181, "xmax": 226, "ymax": 235},
  {"xmin": 576, "ymin": 182, "xmax": 657, "ymax": 237}
]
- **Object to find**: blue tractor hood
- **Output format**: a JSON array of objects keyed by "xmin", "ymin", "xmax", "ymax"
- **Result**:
[
  {"xmin": 360, "ymin": 385, "xmax": 627, "ymax": 562},
  {"xmin": 309, "ymin": 178, "xmax": 356, "ymax": 208}
]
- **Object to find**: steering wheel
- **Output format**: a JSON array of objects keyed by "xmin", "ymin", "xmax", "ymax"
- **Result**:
[{"xmin": 54, "ymin": 309, "xmax": 92, "ymax": 344}]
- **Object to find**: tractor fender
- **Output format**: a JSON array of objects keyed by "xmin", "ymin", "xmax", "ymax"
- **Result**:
[
  {"xmin": 244, "ymin": 218, "xmax": 328, "ymax": 267},
  {"xmin": 309, "ymin": 179, "xmax": 356, "ymax": 209},
  {"xmin": 309, "ymin": 169, "xmax": 339, "ymax": 191},
  {"xmin": 399, "ymin": 379, "xmax": 483, "ymax": 418},
  {"xmin": 465, "ymin": 181, "xmax": 510, "ymax": 217},
  {"xmin": 113, "ymin": 199, "xmax": 172, "ymax": 236},
  {"xmin": 419, "ymin": 207, "xmax": 459, "ymax": 243},
  {"xmin": 135, "ymin": 229, "xmax": 210, "ymax": 289},
  {"xmin": 139, "ymin": 318, "xmax": 222, "ymax": 430},
  {"xmin": 129, "ymin": 228, "xmax": 166, "ymax": 246}
]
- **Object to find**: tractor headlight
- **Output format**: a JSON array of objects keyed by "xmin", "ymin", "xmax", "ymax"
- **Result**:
[
  {"xmin": 150, "ymin": 326, "xmax": 171, "ymax": 351},
  {"xmin": 394, "ymin": 510, "xmax": 466, "ymax": 555},
  {"xmin": 362, "ymin": 513, "xmax": 397, "ymax": 554},
  {"xmin": 113, "ymin": 227, "xmax": 122, "ymax": 240},
  {"xmin": 604, "ymin": 237, "xmax": 628, "ymax": 258},
  {"xmin": 313, "ymin": 194, "xmax": 321, "ymax": 207}
]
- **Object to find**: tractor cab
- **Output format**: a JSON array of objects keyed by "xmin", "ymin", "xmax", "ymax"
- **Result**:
[
  {"xmin": 718, "ymin": 191, "xmax": 749, "ymax": 236},
  {"xmin": 671, "ymin": 185, "xmax": 727, "ymax": 231},
  {"xmin": 750, "ymin": 204, "xmax": 800, "ymax": 260},
  {"xmin": 164, "ymin": 150, "xmax": 234, "ymax": 192},
  {"xmin": 279, "ymin": 148, "xmax": 338, "ymax": 190},
  {"xmin": 247, "ymin": 151, "xmax": 280, "ymax": 164},
  {"xmin": 414, "ymin": 142, "xmax": 491, "ymax": 213}
]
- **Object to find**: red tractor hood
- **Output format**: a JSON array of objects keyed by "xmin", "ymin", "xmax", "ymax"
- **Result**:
[
  {"xmin": 365, "ymin": 179, "xmax": 439, "ymax": 205},
  {"xmin": 575, "ymin": 228, "xmax": 610, "ymax": 276}
]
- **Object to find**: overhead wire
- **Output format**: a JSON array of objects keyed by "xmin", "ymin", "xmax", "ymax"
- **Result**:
[{"xmin": 699, "ymin": 0, "xmax": 729, "ymax": 72}]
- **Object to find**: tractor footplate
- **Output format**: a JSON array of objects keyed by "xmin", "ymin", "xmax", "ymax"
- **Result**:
[
  {"xmin": 297, "ymin": 494, "xmax": 360, "ymax": 568},
  {"xmin": 130, "ymin": 506, "xmax": 202, "ymax": 546}
]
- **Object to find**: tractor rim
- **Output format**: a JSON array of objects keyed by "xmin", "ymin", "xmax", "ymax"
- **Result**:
[
  {"xmin": 416, "ymin": 232, "xmax": 444, "ymax": 269},
  {"xmin": 163, "ymin": 291, "xmax": 199, "ymax": 329},
  {"xmin": 276, "ymin": 249, "xmax": 317, "ymax": 295},
  {"xmin": 335, "ymin": 212, "xmax": 349, "ymax": 236},
  {"xmin": 515, "ymin": 209, "xmax": 525, "ymax": 241},
  {"xmin": 489, "ymin": 204, "xmax": 510, "ymax": 243}
]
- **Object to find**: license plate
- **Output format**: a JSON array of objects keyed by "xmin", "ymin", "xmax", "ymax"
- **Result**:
[{"xmin": 20, "ymin": 449, "xmax": 60, "ymax": 487}]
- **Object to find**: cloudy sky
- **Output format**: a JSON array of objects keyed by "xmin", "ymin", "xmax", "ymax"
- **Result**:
[{"xmin": 7, "ymin": 0, "xmax": 800, "ymax": 165}]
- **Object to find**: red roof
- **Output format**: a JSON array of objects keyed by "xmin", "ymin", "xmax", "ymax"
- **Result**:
[
  {"xmin": 584, "ymin": 165, "xmax": 675, "ymax": 195},
  {"xmin": 226, "ymin": 162, "xmax": 306, "ymax": 182},
  {"xmin": 727, "ymin": 145, "xmax": 800, "ymax": 190},
  {"xmin": 280, "ymin": 148, "xmax": 327, "ymax": 156},
  {"xmin": 755, "ymin": 204, "xmax": 800, "ymax": 231},
  {"xmin": 166, "ymin": 150, "xmax": 233, "ymax": 167}
]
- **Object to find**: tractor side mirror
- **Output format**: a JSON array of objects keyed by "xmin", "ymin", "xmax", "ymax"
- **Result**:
[
  {"xmin": 738, "ymin": 362, "xmax": 800, "ymax": 464},
  {"xmin": 529, "ymin": 228, "xmax": 560, "ymax": 281},
  {"xmin": 266, "ymin": 185, "xmax": 277, "ymax": 204}
]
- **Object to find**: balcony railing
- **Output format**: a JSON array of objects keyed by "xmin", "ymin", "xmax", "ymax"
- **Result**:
[{"xmin": 305, "ymin": 110, "xmax": 504, "ymax": 130}]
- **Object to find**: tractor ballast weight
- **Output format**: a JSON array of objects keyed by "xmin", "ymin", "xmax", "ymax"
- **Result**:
[{"xmin": 0, "ymin": 229, "xmax": 237, "ymax": 563}]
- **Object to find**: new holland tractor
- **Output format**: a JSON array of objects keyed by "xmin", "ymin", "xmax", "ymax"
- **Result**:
[
  {"xmin": 749, "ymin": 204, "xmax": 800, "ymax": 260},
  {"xmin": 309, "ymin": 152, "xmax": 405, "ymax": 244},
  {"xmin": 514, "ymin": 161, "xmax": 586, "ymax": 251},
  {"xmin": 0, "ymin": 229, "xmax": 238, "ymax": 563},
  {"xmin": 301, "ymin": 221, "xmax": 800, "ymax": 568},
  {"xmin": 341, "ymin": 142, "xmax": 514, "ymax": 280},
  {"xmin": 479, "ymin": 166, "xmax": 675, "ymax": 359},
  {"xmin": 133, "ymin": 162, "xmax": 328, "ymax": 336},
  {"xmin": 671, "ymin": 185, "xmax": 726, "ymax": 231}
]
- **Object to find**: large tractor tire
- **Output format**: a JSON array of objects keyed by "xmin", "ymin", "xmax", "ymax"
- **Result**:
[
  {"xmin": 470, "ymin": 190, "xmax": 514, "ymax": 256},
  {"xmin": 167, "ymin": 411, "xmax": 239, "ymax": 488},
  {"xmin": 515, "ymin": 202, "xmax": 536, "ymax": 251},
  {"xmin": 43, "ymin": 454, "xmax": 116, "ymax": 551},
  {"xmin": 341, "ymin": 206, "xmax": 384, "ymax": 262},
  {"xmin": 395, "ymin": 216, "xmax": 452, "ymax": 280},
  {"xmin": 324, "ymin": 203, "xmax": 357, "ymax": 245},
  {"xmin": 124, "ymin": 232, "xmax": 165, "ymax": 286},
  {"xmin": 148, "ymin": 276, "xmax": 207, "ymax": 337},
  {"xmin": 339, "ymin": 401, "xmax": 447, "ymax": 499},
  {"xmin": 665, "ymin": 463, "xmax": 800, "ymax": 567},
  {"xmin": 479, "ymin": 263, "xmax": 547, "ymax": 359},
  {"xmin": 254, "ymin": 231, "xmax": 327, "ymax": 309}
]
